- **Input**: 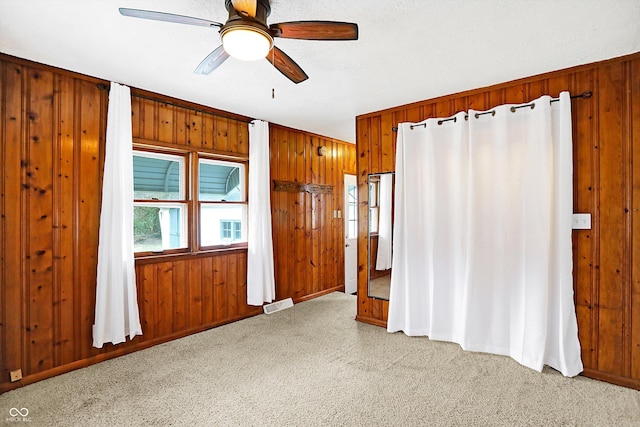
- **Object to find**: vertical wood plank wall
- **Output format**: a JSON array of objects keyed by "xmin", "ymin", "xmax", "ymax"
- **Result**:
[
  {"xmin": 0, "ymin": 54, "xmax": 355, "ymax": 392},
  {"xmin": 355, "ymin": 52, "xmax": 640, "ymax": 389},
  {"xmin": 269, "ymin": 124, "xmax": 357, "ymax": 302}
]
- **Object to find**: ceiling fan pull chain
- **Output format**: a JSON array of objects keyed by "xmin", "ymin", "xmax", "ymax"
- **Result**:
[{"xmin": 271, "ymin": 48, "xmax": 275, "ymax": 99}]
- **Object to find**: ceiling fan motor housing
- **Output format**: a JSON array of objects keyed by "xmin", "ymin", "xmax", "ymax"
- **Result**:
[
  {"xmin": 221, "ymin": 0, "xmax": 273, "ymax": 49},
  {"xmin": 224, "ymin": 0, "xmax": 271, "ymax": 20}
]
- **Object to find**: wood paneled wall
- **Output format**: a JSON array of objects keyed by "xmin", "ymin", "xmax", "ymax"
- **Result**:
[
  {"xmin": 269, "ymin": 124, "xmax": 356, "ymax": 302},
  {"xmin": 0, "ymin": 54, "xmax": 355, "ymax": 393},
  {"xmin": 356, "ymin": 52, "xmax": 640, "ymax": 390},
  {"xmin": 0, "ymin": 59, "xmax": 108, "ymax": 387}
]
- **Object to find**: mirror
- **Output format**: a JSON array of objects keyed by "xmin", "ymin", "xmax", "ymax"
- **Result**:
[{"xmin": 368, "ymin": 172, "xmax": 394, "ymax": 300}]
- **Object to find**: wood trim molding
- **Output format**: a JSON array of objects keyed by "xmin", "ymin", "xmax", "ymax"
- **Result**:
[
  {"xmin": 133, "ymin": 138, "xmax": 250, "ymax": 160},
  {"xmin": 273, "ymin": 180, "xmax": 334, "ymax": 194},
  {"xmin": 292, "ymin": 286, "xmax": 345, "ymax": 304},
  {"xmin": 355, "ymin": 315, "xmax": 387, "ymax": 328}
]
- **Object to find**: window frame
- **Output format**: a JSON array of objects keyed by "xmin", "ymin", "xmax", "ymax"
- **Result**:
[
  {"xmin": 133, "ymin": 148, "xmax": 190, "ymax": 256},
  {"xmin": 132, "ymin": 144, "xmax": 249, "ymax": 259}
]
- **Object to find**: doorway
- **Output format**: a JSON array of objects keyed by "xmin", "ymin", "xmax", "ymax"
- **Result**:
[{"xmin": 344, "ymin": 174, "xmax": 357, "ymax": 294}]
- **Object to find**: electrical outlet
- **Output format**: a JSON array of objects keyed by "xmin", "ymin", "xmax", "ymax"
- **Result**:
[
  {"xmin": 572, "ymin": 213, "xmax": 591, "ymax": 230},
  {"xmin": 10, "ymin": 369, "xmax": 22, "ymax": 382}
]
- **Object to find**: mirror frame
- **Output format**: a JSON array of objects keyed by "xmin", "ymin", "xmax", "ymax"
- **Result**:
[{"xmin": 367, "ymin": 172, "xmax": 394, "ymax": 300}]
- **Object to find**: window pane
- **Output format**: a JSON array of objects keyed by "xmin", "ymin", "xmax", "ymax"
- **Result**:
[
  {"xmin": 201, "ymin": 204, "xmax": 247, "ymax": 246},
  {"xmin": 369, "ymin": 207, "xmax": 379, "ymax": 233},
  {"xmin": 348, "ymin": 220, "xmax": 357, "ymax": 239},
  {"xmin": 199, "ymin": 159, "xmax": 245, "ymax": 202},
  {"xmin": 348, "ymin": 184, "xmax": 357, "ymax": 203},
  {"xmin": 133, "ymin": 152, "xmax": 184, "ymax": 200},
  {"xmin": 349, "ymin": 204, "xmax": 357, "ymax": 221},
  {"xmin": 220, "ymin": 221, "xmax": 232, "ymax": 239},
  {"xmin": 233, "ymin": 221, "xmax": 242, "ymax": 239},
  {"xmin": 368, "ymin": 182, "xmax": 378, "ymax": 207},
  {"xmin": 134, "ymin": 204, "xmax": 187, "ymax": 252}
]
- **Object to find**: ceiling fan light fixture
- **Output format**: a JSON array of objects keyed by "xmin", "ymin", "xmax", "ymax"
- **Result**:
[{"xmin": 221, "ymin": 25, "xmax": 273, "ymax": 61}]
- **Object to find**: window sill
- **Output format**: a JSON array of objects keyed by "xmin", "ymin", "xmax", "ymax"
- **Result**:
[{"xmin": 135, "ymin": 246, "xmax": 248, "ymax": 265}]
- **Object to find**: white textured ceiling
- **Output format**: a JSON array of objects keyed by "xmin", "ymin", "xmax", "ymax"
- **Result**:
[{"xmin": 1, "ymin": 0, "xmax": 639, "ymax": 142}]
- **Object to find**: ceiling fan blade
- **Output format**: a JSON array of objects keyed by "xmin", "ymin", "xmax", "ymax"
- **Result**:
[
  {"xmin": 267, "ymin": 46, "xmax": 308, "ymax": 84},
  {"xmin": 270, "ymin": 21, "xmax": 358, "ymax": 40},
  {"xmin": 119, "ymin": 8, "xmax": 223, "ymax": 28},
  {"xmin": 230, "ymin": 0, "xmax": 257, "ymax": 17},
  {"xmin": 194, "ymin": 46, "xmax": 230, "ymax": 75}
]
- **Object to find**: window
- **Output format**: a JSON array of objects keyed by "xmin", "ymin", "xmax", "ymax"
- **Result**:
[
  {"xmin": 133, "ymin": 149, "xmax": 247, "ymax": 255},
  {"xmin": 199, "ymin": 158, "xmax": 247, "ymax": 247},
  {"xmin": 133, "ymin": 151, "xmax": 188, "ymax": 253},
  {"xmin": 220, "ymin": 220, "xmax": 242, "ymax": 241}
]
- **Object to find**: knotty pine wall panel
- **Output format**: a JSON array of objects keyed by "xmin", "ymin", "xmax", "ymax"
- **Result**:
[
  {"xmin": 355, "ymin": 52, "xmax": 640, "ymax": 389},
  {"xmin": 632, "ymin": 59, "xmax": 640, "ymax": 382},
  {"xmin": 268, "ymin": 124, "xmax": 356, "ymax": 303},
  {"xmin": 0, "ymin": 58, "xmax": 108, "ymax": 389}
]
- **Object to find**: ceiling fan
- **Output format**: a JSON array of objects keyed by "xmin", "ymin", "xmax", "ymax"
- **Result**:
[{"xmin": 119, "ymin": 0, "xmax": 359, "ymax": 84}]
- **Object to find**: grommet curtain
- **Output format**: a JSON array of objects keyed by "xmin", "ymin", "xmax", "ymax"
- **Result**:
[{"xmin": 388, "ymin": 92, "xmax": 583, "ymax": 376}]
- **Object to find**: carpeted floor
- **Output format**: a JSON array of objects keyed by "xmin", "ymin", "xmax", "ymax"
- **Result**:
[
  {"xmin": 1, "ymin": 292, "xmax": 639, "ymax": 426},
  {"xmin": 369, "ymin": 275, "xmax": 391, "ymax": 300}
]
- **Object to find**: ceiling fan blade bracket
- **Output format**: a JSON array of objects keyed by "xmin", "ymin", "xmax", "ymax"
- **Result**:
[{"xmin": 269, "ymin": 26, "xmax": 282, "ymax": 38}]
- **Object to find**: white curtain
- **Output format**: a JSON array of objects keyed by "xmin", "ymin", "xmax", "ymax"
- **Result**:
[
  {"xmin": 375, "ymin": 173, "xmax": 393, "ymax": 270},
  {"xmin": 247, "ymin": 120, "xmax": 276, "ymax": 305},
  {"xmin": 387, "ymin": 92, "xmax": 583, "ymax": 377},
  {"xmin": 93, "ymin": 82, "xmax": 142, "ymax": 348}
]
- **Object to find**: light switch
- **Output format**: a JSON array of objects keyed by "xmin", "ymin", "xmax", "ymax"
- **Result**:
[{"xmin": 572, "ymin": 213, "xmax": 591, "ymax": 230}]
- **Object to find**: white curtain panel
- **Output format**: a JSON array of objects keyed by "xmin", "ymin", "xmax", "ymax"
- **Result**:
[
  {"xmin": 247, "ymin": 120, "xmax": 276, "ymax": 306},
  {"xmin": 93, "ymin": 82, "xmax": 142, "ymax": 348},
  {"xmin": 375, "ymin": 173, "xmax": 393, "ymax": 270},
  {"xmin": 387, "ymin": 93, "xmax": 583, "ymax": 377}
]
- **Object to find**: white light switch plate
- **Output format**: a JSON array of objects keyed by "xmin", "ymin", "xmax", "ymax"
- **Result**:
[{"xmin": 572, "ymin": 213, "xmax": 591, "ymax": 230}]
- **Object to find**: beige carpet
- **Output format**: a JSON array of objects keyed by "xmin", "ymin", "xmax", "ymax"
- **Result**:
[
  {"xmin": 1, "ymin": 292, "xmax": 639, "ymax": 426},
  {"xmin": 369, "ymin": 275, "xmax": 391, "ymax": 300}
]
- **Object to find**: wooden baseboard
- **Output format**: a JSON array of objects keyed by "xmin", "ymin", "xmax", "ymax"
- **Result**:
[
  {"xmin": 292, "ymin": 286, "xmax": 345, "ymax": 304},
  {"xmin": 355, "ymin": 315, "xmax": 387, "ymax": 328},
  {"xmin": 582, "ymin": 369, "xmax": 640, "ymax": 390}
]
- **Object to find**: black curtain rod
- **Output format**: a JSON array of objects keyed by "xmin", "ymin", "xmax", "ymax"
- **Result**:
[
  {"xmin": 96, "ymin": 83, "xmax": 254, "ymax": 124},
  {"xmin": 393, "ymin": 91, "xmax": 593, "ymax": 132}
]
